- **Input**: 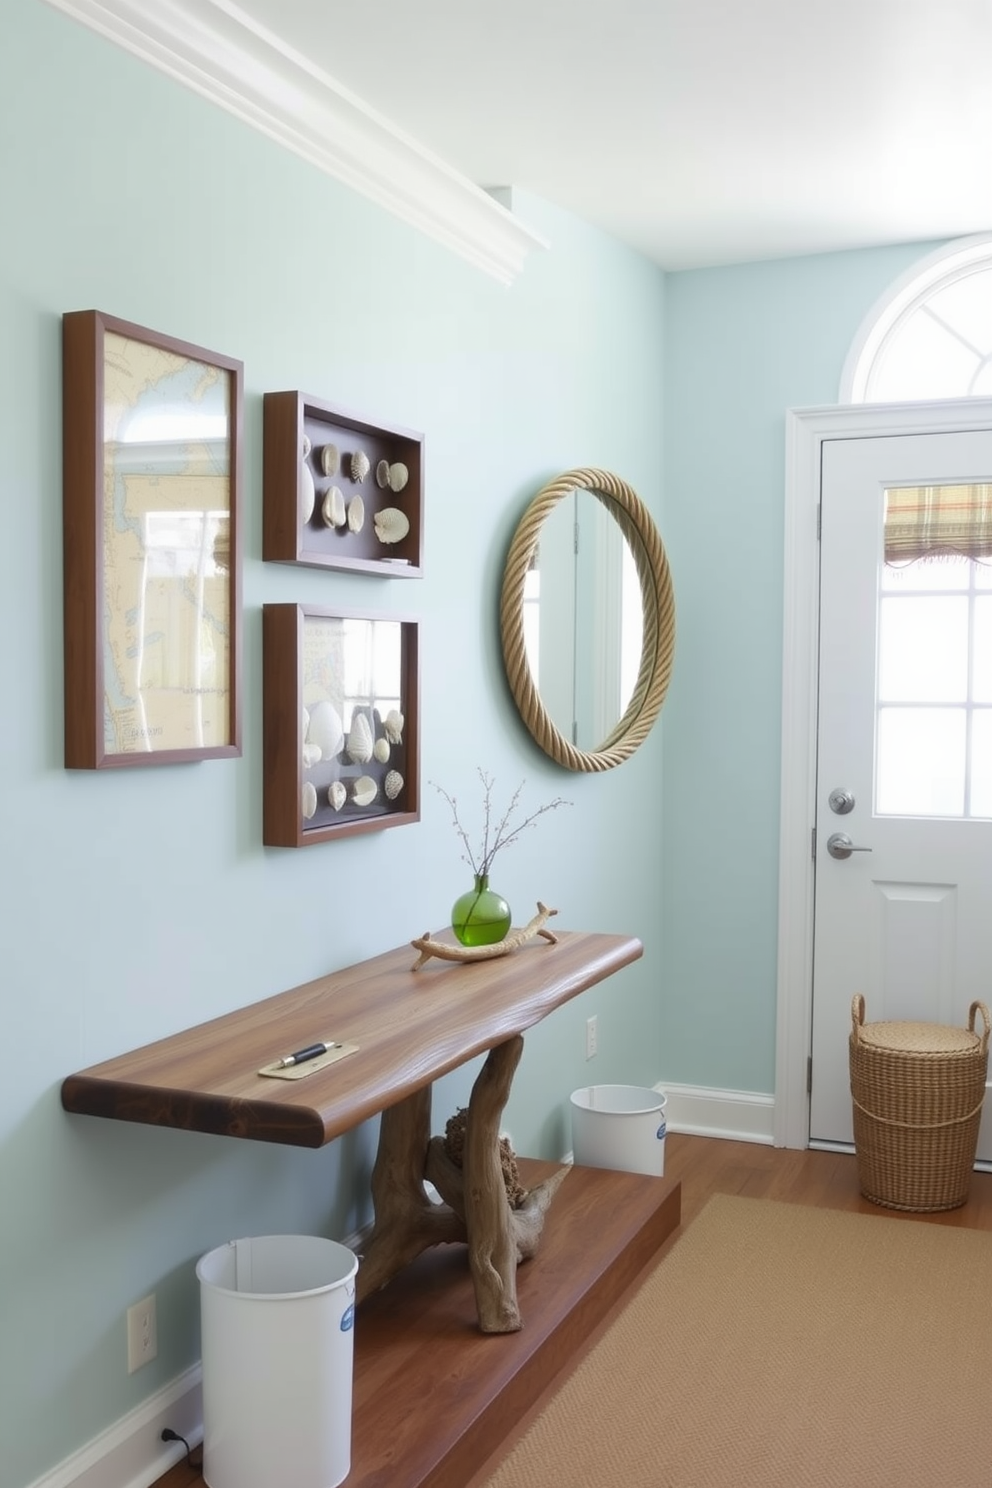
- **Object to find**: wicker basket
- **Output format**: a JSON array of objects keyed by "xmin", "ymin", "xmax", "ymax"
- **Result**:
[{"xmin": 849, "ymin": 995, "xmax": 990, "ymax": 1211}]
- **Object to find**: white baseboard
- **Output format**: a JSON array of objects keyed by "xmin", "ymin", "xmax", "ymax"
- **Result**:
[
  {"xmin": 658, "ymin": 1081, "xmax": 776, "ymax": 1145},
  {"xmin": 26, "ymin": 1365, "xmax": 202, "ymax": 1488}
]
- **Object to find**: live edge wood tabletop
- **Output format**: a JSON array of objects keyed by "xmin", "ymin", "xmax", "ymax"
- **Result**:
[
  {"xmin": 60, "ymin": 929, "xmax": 642, "ymax": 1148},
  {"xmin": 61, "ymin": 929, "xmax": 643, "ymax": 1333}
]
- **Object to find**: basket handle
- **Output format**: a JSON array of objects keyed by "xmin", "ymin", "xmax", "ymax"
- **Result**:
[
  {"xmin": 968, "ymin": 1001, "xmax": 991, "ymax": 1055},
  {"xmin": 852, "ymin": 1094, "xmax": 987, "ymax": 1130},
  {"xmin": 851, "ymin": 993, "xmax": 866, "ymax": 1044}
]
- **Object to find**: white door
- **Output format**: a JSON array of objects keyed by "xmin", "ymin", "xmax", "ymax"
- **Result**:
[{"xmin": 810, "ymin": 430, "xmax": 992, "ymax": 1160}]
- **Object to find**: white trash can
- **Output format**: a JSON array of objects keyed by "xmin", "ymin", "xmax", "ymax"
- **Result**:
[
  {"xmin": 571, "ymin": 1085, "xmax": 668, "ymax": 1177},
  {"xmin": 197, "ymin": 1234, "xmax": 358, "ymax": 1488}
]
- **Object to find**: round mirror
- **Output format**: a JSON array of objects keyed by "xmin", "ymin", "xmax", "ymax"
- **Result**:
[{"xmin": 500, "ymin": 468, "xmax": 676, "ymax": 771}]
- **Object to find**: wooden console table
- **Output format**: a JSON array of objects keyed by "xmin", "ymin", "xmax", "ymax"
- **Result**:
[{"xmin": 62, "ymin": 930, "xmax": 642, "ymax": 1332}]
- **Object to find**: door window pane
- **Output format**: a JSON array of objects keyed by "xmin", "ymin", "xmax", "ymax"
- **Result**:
[
  {"xmin": 970, "ymin": 711, "xmax": 992, "ymax": 816},
  {"xmin": 876, "ymin": 707, "xmax": 965, "ymax": 816},
  {"xmin": 974, "ymin": 597, "xmax": 992, "ymax": 702},
  {"xmin": 878, "ymin": 596, "xmax": 967, "ymax": 702}
]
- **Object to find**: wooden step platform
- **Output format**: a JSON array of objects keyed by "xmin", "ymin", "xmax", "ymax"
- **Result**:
[
  {"xmin": 351, "ymin": 1159, "xmax": 679, "ymax": 1488},
  {"xmin": 153, "ymin": 1158, "xmax": 680, "ymax": 1488}
]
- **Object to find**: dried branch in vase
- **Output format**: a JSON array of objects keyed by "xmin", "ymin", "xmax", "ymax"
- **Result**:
[{"xmin": 432, "ymin": 768, "xmax": 571, "ymax": 879}]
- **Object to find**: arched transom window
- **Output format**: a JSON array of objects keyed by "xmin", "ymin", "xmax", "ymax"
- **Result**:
[{"xmin": 842, "ymin": 234, "xmax": 992, "ymax": 404}]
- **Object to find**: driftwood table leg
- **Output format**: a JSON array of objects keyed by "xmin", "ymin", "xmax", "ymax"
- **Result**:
[
  {"xmin": 464, "ymin": 1036, "xmax": 527, "ymax": 1333},
  {"xmin": 357, "ymin": 1084, "xmax": 467, "ymax": 1303},
  {"xmin": 358, "ymin": 1042, "xmax": 571, "ymax": 1327},
  {"xmin": 424, "ymin": 1035, "xmax": 571, "ymax": 1333}
]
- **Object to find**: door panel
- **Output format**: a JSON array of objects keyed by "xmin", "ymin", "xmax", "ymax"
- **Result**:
[
  {"xmin": 869, "ymin": 879, "xmax": 957, "ymax": 1026},
  {"xmin": 810, "ymin": 431, "xmax": 992, "ymax": 1160}
]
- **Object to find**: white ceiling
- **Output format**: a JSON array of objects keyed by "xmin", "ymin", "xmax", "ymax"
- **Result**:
[{"xmin": 222, "ymin": 0, "xmax": 992, "ymax": 271}]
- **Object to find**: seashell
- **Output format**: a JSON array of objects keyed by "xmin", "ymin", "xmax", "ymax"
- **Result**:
[
  {"xmin": 302, "ymin": 742, "xmax": 322, "ymax": 769},
  {"xmin": 384, "ymin": 708, "xmax": 404, "ymax": 744},
  {"xmin": 301, "ymin": 780, "xmax": 317, "ymax": 820},
  {"xmin": 350, "ymin": 449, "xmax": 370, "ymax": 484},
  {"xmin": 347, "ymin": 495, "xmax": 365, "ymax": 533},
  {"xmin": 373, "ymin": 737, "xmax": 390, "ymax": 763},
  {"xmin": 384, "ymin": 770, "xmax": 404, "ymax": 801},
  {"xmin": 321, "ymin": 443, "xmax": 340, "ymax": 476},
  {"xmin": 352, "ymin": 775, "xmax": 377, "ymax": 808},
  {"xmin": 321, "ymin": 484, "xmax": 346, "ymax": 528},
  {"xmin": 300, "ymin": 436, "xmax": 315, "ymax": 523},
  {"xmin": 327, "ymin": 780, "xmax": 346, "ymax": 811},
  {"xmin": 388, "ymin": 461, "xmax": 409, "ymax": 493},
  {"xmin": 307, "ymin": 699, "xmax": 343, "ymax": 760},
  {"xmin": 301, "ymin": 471, "xmax": 315, "ymax": 524},
  {"xmin": 346, "ymin": 711, "xmax": 374, "ymax": 763},
  {"xmin": 373, "ymin": 506, "xmax": 410, "ymax": 545},
  {"xmin": 376, "ymin": 459, "xmax": 390, "ymax": 488}
]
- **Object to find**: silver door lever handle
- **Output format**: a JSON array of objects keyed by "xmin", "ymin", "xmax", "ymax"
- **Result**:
[{"xmin": 826, "ymin": 832, "xmax": 872, "ymax": 860}]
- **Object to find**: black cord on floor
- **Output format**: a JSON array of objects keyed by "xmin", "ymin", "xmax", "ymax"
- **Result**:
[{"xmin": 161, "ymin": 1427, "xmax": 203, "ymax": 1472}]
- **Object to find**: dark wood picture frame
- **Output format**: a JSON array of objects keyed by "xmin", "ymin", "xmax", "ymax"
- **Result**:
[
  {"xmin": 263, "ymin": 603, "xmax": 420, "ymax": 847},
  {"xmin": 263, "ymin": 390, "xmax": 424, "ymax": 575},
  {"xmin": 62, "ymin": 310, "xmax": 243, "ymax": 769}
]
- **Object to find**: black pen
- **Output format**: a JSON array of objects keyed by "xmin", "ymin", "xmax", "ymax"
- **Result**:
[{"xmin": 275, "ymin": 1040, "xmax": 339, "ymax": 1069}]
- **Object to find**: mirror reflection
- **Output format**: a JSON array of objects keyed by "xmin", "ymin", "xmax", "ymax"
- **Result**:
[{"xmin": 523, "ymin": 491, "xmax": 644, "ymax": 750}]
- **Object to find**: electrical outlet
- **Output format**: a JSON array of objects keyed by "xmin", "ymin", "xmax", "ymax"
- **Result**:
[
  {"xmin": 126, "ymin": 1293, "xmax": 158, "ymax": 1374},
  {"xmin": 585, "ymin": 1015, "xmax": 598, "ymax": 1060}
]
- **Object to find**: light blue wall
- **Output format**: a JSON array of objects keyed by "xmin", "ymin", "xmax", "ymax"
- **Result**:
[
  {"xmin": 1, "ymin": 2, "xmax": 952, "ymax": 1482},
  {"xmin": 1, "ymin": 4, "xmax": 667, "ymax": 1483},
  {"xmin": 660, "ymin": 242, "xmax": 944, "ymax": 1093}
]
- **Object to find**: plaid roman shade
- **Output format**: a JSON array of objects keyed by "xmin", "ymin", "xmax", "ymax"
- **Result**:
[{"xmin": 884, "ymin": 484, "xmax": 992, "ymax": 564}]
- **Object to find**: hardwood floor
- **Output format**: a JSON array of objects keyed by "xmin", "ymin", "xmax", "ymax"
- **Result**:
[
  {"xmin": 667, "ymin": 1131, "xmax": 992, "ymax": 1233},
  {"xmin": 150, "ymin": 1135, "xmax": 992, "ymax": 1488}
]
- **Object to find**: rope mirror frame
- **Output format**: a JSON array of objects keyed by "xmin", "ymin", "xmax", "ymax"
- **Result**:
[{"xmin": 499, "ymin": 468, "xmax": 676, "ymax": 772}]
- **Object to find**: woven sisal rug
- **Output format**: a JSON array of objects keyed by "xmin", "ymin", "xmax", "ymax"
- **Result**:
[{"xmin": 480, "ymin": 1194, "xmax": 992, "ymax": 1488}]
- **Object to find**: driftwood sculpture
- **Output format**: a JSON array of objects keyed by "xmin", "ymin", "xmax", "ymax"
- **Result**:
[
  {"xmin": 356, "ymin": 1034, "xmax": 570, "ymax": 1332},
  {"xmin": 410, "ymin": 903, "xmax": 559, "ymax": 970},
  {"xmin": 443, "ymin": 1107, "xmax": 526, "ymax": 1205}
]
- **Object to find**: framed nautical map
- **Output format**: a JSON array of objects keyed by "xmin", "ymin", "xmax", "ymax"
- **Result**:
[{"xmin": 62, "ymin": 311, "xmax": 243, "ymax": 768}]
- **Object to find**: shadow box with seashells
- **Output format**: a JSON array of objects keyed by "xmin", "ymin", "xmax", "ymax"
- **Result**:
[
  {"xmin": 263, "ymin": 390, "xmax": 423, "ymax": 576},
  {"xmin": 262, "ymin": 603, "xmax": 419, "ymax": 847}
]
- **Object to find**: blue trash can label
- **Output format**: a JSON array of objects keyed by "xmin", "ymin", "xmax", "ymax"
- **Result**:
[{"xmin": 340, "ymin": 1303, "xmax": 355, "ymax": 1332}]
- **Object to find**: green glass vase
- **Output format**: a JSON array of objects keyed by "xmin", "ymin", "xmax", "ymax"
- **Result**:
[{"xmin": 451, "ymin": 873, "xmax": 511, "ymax": 947}]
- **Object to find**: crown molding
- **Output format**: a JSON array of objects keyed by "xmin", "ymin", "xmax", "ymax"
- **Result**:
[{"xmin": 40, "ymin": 0, "xmax": 547, "ymax": 285}]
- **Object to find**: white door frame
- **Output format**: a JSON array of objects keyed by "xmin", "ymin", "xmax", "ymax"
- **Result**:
[{"xmin": 775, "ymin": 396, "xmax": 992, "ymax": 1149}]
